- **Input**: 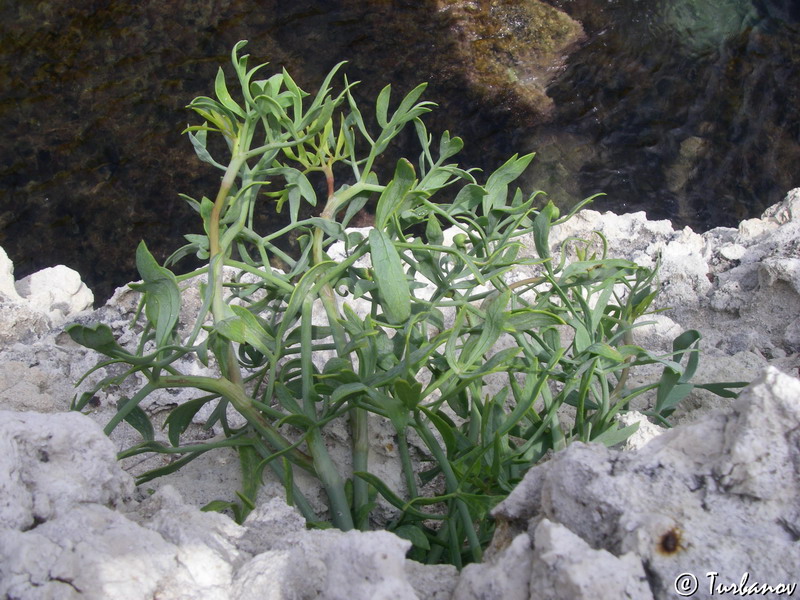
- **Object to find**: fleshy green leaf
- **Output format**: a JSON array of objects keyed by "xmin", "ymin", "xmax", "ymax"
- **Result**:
[
  {"xmin": 394, "ymin": 379, "xmax": 422, "ymax": 410},
  {"xmin": 503, "ymin": 309, "xmax": 565, "ymax": 332},
  {"xmin": 165, "ymin": 396, "xmax": 218, "ymax": 446},
  {"xmin": 129, "ymin": 241, "xmax": 181, "ymax": 349},
  {"xmin": 533, "ymin": 201, "xmax": 559, "ymax": 262},
  {"xmin": 214, "ymin": 305, "xmax": 276, "ymax": 361},
  {"xmin": 122, "ymin": 403, "xmax": 154, "ymax": 442},
  {"xmin": 592, "ymin": 421, "xmax": 640, "ymax": 447},
  {"xmin": 483, "ymin": 153, "xmax": 535, "ymax": 213},
  {"xmin": 393, "ymin": 524, "xmax": 431, "ymax": 550},
  {"xmin": 375, "ymin": 85, "xmax": 392, "ymax": 128},
  {"xmin": 214, "ymin": 67, "xmax": 246, "ymax": 118},
  {"xmin": 425, "ymin": 215, "xmax": 444, "ymax": 246},
  {"xmin": 375, "ymin": 159, "xmax": 415, "ymax": 230},
  {"xmin": 438, "ymin": 131, "xmax": 464, "ymax": 161},
  {"xmin": 420, "ymin": 406, "xmax": 457, "ymax": 456},
  {"xmin": 66, "ymin": 323, "xmax": 128, "ymax": 358},
  {"xmin": 369, "ymin": 229, "xmax": 411, "ymax": 324},
  {"xmin": 187, "ymin": 128, "xmax": 218, "ymax": 166}
]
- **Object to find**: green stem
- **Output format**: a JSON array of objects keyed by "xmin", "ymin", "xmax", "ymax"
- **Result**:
[
  {"xmin": 251, "ymin": 438, "xmax": 319, "ymax": 525},
  {"xmin": 301, "ymin": 298, "xmax": 354, "ymax": 531},
  {"xmin": 351, "ymin": 406, "xmax": 369, "ymax": 529},
  {"xmin": 397, "ymin": 430, "xmax": 418, "ymax": 499},
  {"xmin": 158, "ymin": 375, "xmax": 315, "ymax": 474},
  {"xmin": 414, "ymin": 412, "xmax": 482, "ymax": 563},
  {"xmin": 209, "ymin": 155, "xmax": 246, "ymax": 322},
  {"xmin": 310, "ymin": 165, "xmax": 374, "ymax": 529}
]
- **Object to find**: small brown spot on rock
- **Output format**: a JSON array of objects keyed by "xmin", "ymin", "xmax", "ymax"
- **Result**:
[{"xmin": 657, "ymin": 527, "xmax": 683, "ymax": 555}]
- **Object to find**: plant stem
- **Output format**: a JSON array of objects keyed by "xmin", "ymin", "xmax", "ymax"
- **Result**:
[
  {"xmin": 397, "ymin": 430, "xmax": 418, "ymax": 499},
  {"xmin": 351, "ymin": 406, "xmax": 369, "ymax": 529},
  {"xmin": 311, "ymin": 165, "xmax": 374, "ymax": 529},
  {"xmin": 301, "ymin": 298, "xmax": 354, "ymax": 530},
  {"xmin": 414, "ymin": 412, "xmax": 482, "ymax": 563},
  {"xmin": 158, "ymin": 375, "xmax": 315, "ymax": 474},
  {"xmin": 209, "ymin": 155, "xmax": 245, "ymax": 314}
]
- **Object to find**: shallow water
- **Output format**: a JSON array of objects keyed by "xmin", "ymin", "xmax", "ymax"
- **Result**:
[
  {"xmin": 539, "ymin": 0, "xmax": 800, "ymax": 224},
  {"xmin": 0, "ymin": 0, "xmax": 797, "ymax": 301}
]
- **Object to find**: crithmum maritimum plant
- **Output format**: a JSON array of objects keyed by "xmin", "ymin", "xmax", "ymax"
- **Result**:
[{"xmin": 68, "ymin": 41, "xmax": 744, "ymax": 567}]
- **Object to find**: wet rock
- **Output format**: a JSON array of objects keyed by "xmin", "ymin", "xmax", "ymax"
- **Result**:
[
  {"xmin": 660, "ymin": 0, "xmax": 759, "ymax": 53},
  {"xmin": 437, "ymin": 0, "xmax": 585, "ymax": 119}
]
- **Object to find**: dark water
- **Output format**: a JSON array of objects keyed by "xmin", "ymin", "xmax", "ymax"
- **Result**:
[
  {"xmin": 1, "ymin": 0, "xmax": 798, "ymax": 302},
  {"xmin": 539, "ymin": 0, "xmax": 800, "ymax": 224}
]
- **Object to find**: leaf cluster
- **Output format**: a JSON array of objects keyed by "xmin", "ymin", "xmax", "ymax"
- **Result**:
[{"xmin": 68, "ymin": 42, "xmax": 745, "ymax": 567}]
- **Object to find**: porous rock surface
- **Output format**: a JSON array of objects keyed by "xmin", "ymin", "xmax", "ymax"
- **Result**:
[
  {"xmin": 1, "ymin": 190, "xmax": 799, "ymax": 599},
  {"xmin": 457, "ymin": 366, "xmax": 800, "ymax": 600}
]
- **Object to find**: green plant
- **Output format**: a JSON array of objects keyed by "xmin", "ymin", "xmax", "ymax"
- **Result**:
[{"xmin": 68, "ymin": 41, "xmax": 744, "ymax": 567}]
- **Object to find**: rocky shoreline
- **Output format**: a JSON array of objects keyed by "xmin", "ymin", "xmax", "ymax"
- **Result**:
[{"xmin": 1, "ymin": 190, "xmax": 799, "ymax": 599}]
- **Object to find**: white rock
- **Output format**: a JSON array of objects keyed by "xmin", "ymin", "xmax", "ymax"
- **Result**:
[
  {"xmin": 0, "ymin": 505, "xmax": 179, "ymax": 600},
  {"xmin": 404, "ymin": 560, "xmax": 459, "ymax": 600},
  {"xmin": 491, "ymin": 366, "xmax": 800, "ymax": 600},
  {"xmin": 16, "ymin": 264, "xmax": 94, "ymax": 325},
  {"xmin": 0, "ymin": 246, "xmax": 23, "ymax": 302},
  {"xmin": 529, "ymin": 520, "xmax": 653, "ymax": 600},
  {"xmin": 230, "ymin": 550, "xmax": 293, "ymax": 600},
  {"xmin": 0, "ymin": 410, "xmax": 132, "ymax": 530},
  {"xmin": 718, "ymin": 242, "xmax": 746, "ymax": 261},
  {"xmin": 0, "ymin": 300, "xmax": 51, "ymax": 345},
  {"xmin": 616, "ymin": 410, "xmax": 665, "ymax": 451},
  {"xmin": 453, "ymin": 533, "xmax": 534, "ymax": 600},
  {"xmin": 318, "ymin": 530, "xmax": 417, "ymax": 600}
]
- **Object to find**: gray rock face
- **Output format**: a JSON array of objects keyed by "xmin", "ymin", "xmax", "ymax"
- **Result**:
[
  {"xmin": 0, "ymin": 412, "xmax": 428, "ymax": 600},
  {"xmin": 0, "ymin": 410, "xmax": 132, "ymax": 531},
  {"xmin": 1, "ymin": 190, "xmax": 799, "ymax": 598},
  {"xmin": 478, "ymin": 366, "xmax": 800, "ymax": 600},
  {"xmin": 2, "ymin": 368, "xmax": 797, "ymax": 599}
]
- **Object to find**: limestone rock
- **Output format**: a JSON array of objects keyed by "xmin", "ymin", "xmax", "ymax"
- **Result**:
[
  {"xmin": 489, "ymin": 366, "xmax": 800, "ymax": 600},
  {"xmin": 0, "ymin": 410, "xmax": 133, "ymax": 531},
  {"xmin": 454, "ymin": 532, "xmax": 535, "ymax": 600},
  {"xmin": 528, "ymin": 520, "xmax": 653, "ymax": 600},
  {"xmin": 0, "ymin": 298, "xmax": 51, "ymax": 345},
  {"xmin": 0, "ymin": 245, "xmax": 23, "ymax": 302},
  {"xmin": 0, "ymin": 420, "xmax": 426, "ymax": 600},
  {"xmin": 0, "ymin": 247, "xmax": 94, "ymax": 345},
  {"xmin": 2, "ymin": 190, "xmax": 800, "ymax": 598},
  {"xmin": 0, "ymin": 504, "xmax": 179, "ymax": 600},
  {"xmin": 16, "ymin": 264, "xmax": 94, "ymax": 326}
]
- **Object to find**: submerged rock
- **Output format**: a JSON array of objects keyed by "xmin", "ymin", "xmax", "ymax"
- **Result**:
[
  {"xmin": 660, "ymin": 0, "xmax": 759, "ymax": 53},
  {"xmin": 437, "ymin": 0, "xmax": 585, "ymax": 119}
]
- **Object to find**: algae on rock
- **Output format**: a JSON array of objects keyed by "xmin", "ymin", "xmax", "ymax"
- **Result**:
[{"xmin": 438, "ymin": 0, "xmax": 585, "ymax": 118}]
